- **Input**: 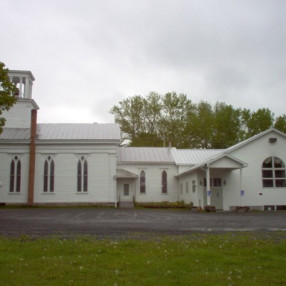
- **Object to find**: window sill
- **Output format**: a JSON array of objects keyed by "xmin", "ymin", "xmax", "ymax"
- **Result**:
[
  {"xmin": 42, "ymin": 192, "xmax": 55, "ymax": 195},
  {"xmin": 8, "ymin": 192, "xmax": 21, "ymax": 195},
  {"xmin": 76, "ymin": 192, "xmax": 89, "ymax": 194}
]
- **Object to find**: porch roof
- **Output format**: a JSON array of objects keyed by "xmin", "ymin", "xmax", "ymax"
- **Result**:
[
  {"xmin": 176, "ymin": 153, "xmax": 248, "ymax": 178},
  {"xmin": 115, "ymin": 168, "xmax": 138, "ymax": 179}
]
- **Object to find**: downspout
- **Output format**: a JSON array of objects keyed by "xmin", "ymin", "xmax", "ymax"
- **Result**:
[{"xmin": 28, "ymin": 109, "xmax": 37, "ymax": 206}]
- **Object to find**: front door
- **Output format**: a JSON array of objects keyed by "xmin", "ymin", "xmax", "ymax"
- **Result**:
[
  {"xmin": 211, "ymin": 188, "xmax": 223, "ymax": 210},
  {"xmin": 119, "ymin": 181, "xmax": 133, "ymax": 202}
]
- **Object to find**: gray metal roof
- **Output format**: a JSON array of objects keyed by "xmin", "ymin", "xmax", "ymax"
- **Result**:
[
  {"xmin": 118, "ymin": 147, "xmax": 175, "ymax": 163},
  {"xmin": 171, "ymin": 149, "xmax": 224, "ymax": 165},
  {"xmin": 116, "ymin": 168, "xmax": 138, "ymax": 179},
  {"xmin": 37, "ymin": 123, "xmax": 120, "ymax": 141},
  {"xmin": 0, "ymin": 128, "xmax": 30, "ymax": 140},
  {"xmin": 0, "ymin": 123, "xmax": 120, "ymax": 142}
]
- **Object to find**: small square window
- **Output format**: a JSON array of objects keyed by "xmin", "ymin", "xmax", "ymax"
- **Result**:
[
  {"xmin": 262, "ymin": 170, "xmax": 273, "ymax": 178},
  {"xmin": 275, "ymin": 179, "xmax": 286, "ymax": 187},
  {"xmin": 263, "ymin": 179, "xmax": 273, "ymax": 187},
  {"xmin": 213, "ymin": 178, "xmax": 222, "ymax": 187},
  {"xmin": 275, "ymin": 170, "xmax": 285, "ymax": 178}
]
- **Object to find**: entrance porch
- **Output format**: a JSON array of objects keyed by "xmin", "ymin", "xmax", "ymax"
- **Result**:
[{"xmin": 115, "ymin": 169, "xmax": 138, "ymax": 208}]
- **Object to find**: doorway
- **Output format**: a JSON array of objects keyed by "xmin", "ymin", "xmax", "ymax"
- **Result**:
[{"xmin": 211, "ymin": 188, "xmax": 223, "ymax": 210}]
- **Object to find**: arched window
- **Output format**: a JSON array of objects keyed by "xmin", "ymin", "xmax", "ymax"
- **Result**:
[
  {"xmin": 77, "ymin": 156, "xmax": 88, "ymax": 192},
  {"xmin": 140, "ymin": 170, "xmax": 146, "ymax": 194},
  {"xmin": 43, "ymin": 156, "xmax": 55, "ymax": 192},
  {"xmin": 162, "ymin": 170, "xmax": 167, "ymax": 193},
  {"xmin": 10, "ymin": 156, "xmax": 21, "ymax": 192},
  {"xmin": 262, "ymin": 157, "xmax": 286, "ymax": 187}
]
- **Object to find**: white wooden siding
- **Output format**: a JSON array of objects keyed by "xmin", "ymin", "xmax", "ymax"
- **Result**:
[
  {"xmin": 226, "ymin": 131, "xmax": 286, "ymax": 209},
  {"xmin": 117, "ymin": 164, "xmax": 179, "ymax": 203},
  {"xmin": 0, "ymin": 149, "xmax": 30, "ymax": 204},
  {"xmin": 33, "ymin": 145, "xmax": 118, "ymax": 204},
  {"xmin": 2, "ymin": 101, "xmax": 33, "ymax": 129}
]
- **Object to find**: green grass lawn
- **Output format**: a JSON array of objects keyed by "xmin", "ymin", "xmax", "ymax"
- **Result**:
[{"xmin": 0, "ymin": 232, "xmax": 285, "ymax": 286}]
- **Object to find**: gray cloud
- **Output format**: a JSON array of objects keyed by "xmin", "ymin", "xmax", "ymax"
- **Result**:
[{"xmin": 1, "ymin": 0, "xmax": 285, "ymax": 123}]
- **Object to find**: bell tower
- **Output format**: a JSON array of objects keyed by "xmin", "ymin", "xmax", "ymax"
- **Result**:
[
  {"xmin": 9, "ymin": 70, "xmax": 35, "ymax": 99},
  {"xmin": 2, "ymin": 70, "xmax": 39, "ymax": 129}
]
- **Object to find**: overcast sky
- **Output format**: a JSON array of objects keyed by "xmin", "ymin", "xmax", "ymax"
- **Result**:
[{"xmin": 1, "ymin": 0, "xmax": 286, "ymax": 123}]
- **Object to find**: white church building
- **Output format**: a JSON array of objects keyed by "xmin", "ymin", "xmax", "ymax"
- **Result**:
[{"xmin": 0, "ymin": 70, "xmax": 286, "ymax": 211}]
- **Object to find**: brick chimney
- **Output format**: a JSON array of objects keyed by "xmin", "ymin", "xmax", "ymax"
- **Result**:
[{"xmin": 28, "ymin": 109, "xmax": 37, "ymax": 206}]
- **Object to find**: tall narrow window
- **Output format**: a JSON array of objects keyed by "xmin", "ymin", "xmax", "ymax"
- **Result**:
[
  {"xmin": 140, "ymin": 170, "xmax": 146, "ymax": 194},
  {"xmin": 77, "ymin": 156, "xmax": 88, "ymax": 192},
  {"xmin": 162, "ymin": 170, "xmax": 167, "ymax": 193},
  {"xmin": 185, "ymin": 181, "xmax": 189, "ymax": 194},
  {"xmin": 192, "ymin": 180, "xmax": 197, "ymax": 193},
  {"xmin": 43, "ymin": 156, "xmax": 55, "ymax": 192},
  {"xmin": 262, "ymin": 157, "xmax": 286, "ymax": 187},
  {"xmin": 10, "ymin": 156, "xmax": 21, "ymax": 192}
]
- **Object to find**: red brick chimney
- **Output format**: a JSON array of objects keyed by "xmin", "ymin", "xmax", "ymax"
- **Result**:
[{"xmin": 28, "ymin": 109, "xmax": 37, "ymax": 206}]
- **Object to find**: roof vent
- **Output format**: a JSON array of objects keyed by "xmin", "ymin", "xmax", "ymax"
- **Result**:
[{"xmin": 269, "ymin": 137, "xmax": 277, "ymax": 143}]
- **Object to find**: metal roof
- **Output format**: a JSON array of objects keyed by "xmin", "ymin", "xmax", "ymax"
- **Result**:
[
  {"xmin": 37, "ymin": 123, "xmax": 120, "ymax": 141},
  {"xmin": 171, "ymin": 149, "xmax": 224, "ymax": 165},
  {"xmin": 0, "ymin": 128, "xmax": 30, "ymax": 140},
  {"xmin": 118, "ymin": 147, "xmax": 175, "ymax": 163},
  {"xmin": 0, "ymin": 123, "xmax": 121, "ymax": 142},
  {"xmin": 116, "ymin": 168, "xmax": 138, "ymax": 179}
]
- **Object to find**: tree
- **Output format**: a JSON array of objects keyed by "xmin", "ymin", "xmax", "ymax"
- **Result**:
[
  {"xmin": 188, "ymin": 101, "xmax": 214, "ymax": 148},
  {"xmin": 212, "ymin": 102, "xmax": 241, "ymax": 148},
  {"xmin": 238, "ymin": 108, "xmax": 252, "ymax": 141},
  {"xmin": 110, "ymin": 95, "xmax": 146, "ymax": 145},
  {"xmin": 110, "ymin": 92, "xmax": 195, "ymax": 147},
  {"xmin": 159, "ymin": 92, "xmax": 194, "ymax": 148},
  {"xmin": 246, "ymin": 108, "xmax": 274, "ymax": 137},
  {"xmin": 0, "ymin": 62, "xmax": 18, "ymax": 133},
  {"xmin": 274, "ymin": 115, "xmax": 286, "ymax": 134},
  {"xmin": 110, "ymin": 92, "xmax": 282, "ymax": 148}
]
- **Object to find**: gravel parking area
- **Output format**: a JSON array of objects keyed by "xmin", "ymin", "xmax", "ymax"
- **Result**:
[{"xmin": 0, "ymin": 208, "xmax": 285, "ymax": 238}]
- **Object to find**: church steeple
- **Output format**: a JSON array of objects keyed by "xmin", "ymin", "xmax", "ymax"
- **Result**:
[
  {"xmin": 1, "ymin": 70, "xmax": 39, "ymax": 129},
  {"xmin": 9, "ymin": 70, "xmax": 35, "ymax": 99}
]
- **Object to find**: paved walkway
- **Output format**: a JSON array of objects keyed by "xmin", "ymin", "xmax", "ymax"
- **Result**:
[{"xmin": 0, "ymin": 208, "xmax": 285, "ymax": 237}]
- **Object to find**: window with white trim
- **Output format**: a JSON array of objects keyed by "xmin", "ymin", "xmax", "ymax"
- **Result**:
[
  {"xmin": 140, "ymin": 170, "xmax": 146, "ymax": 194},
  {"xmin": 10, "ymin": 156, "xmax": 21, "ymax": 192},
  {"xmin": 203, "ymin": 178, "xmax": 222, "ymax": 187},
  {"xmin": 162, "ymin": 170, "xmax": 167, "ymax": 194},
  {"xmin": 43, "ymin": 156, "xmax": 55, "ymax": 192},
  {"xmin": 180, "ymin": 183, "xmax": 183, "ymax": 195},
  {"xmin": 262, "ymin": 157, "xmax": 286, "ymax": 188},
  {"xmin": 77, "ymin": 156, "xmax": 88, "ymax": 192},
  {"xmin": 192, "ymin": 180, "xmax": 196, "ymax": 193}
]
